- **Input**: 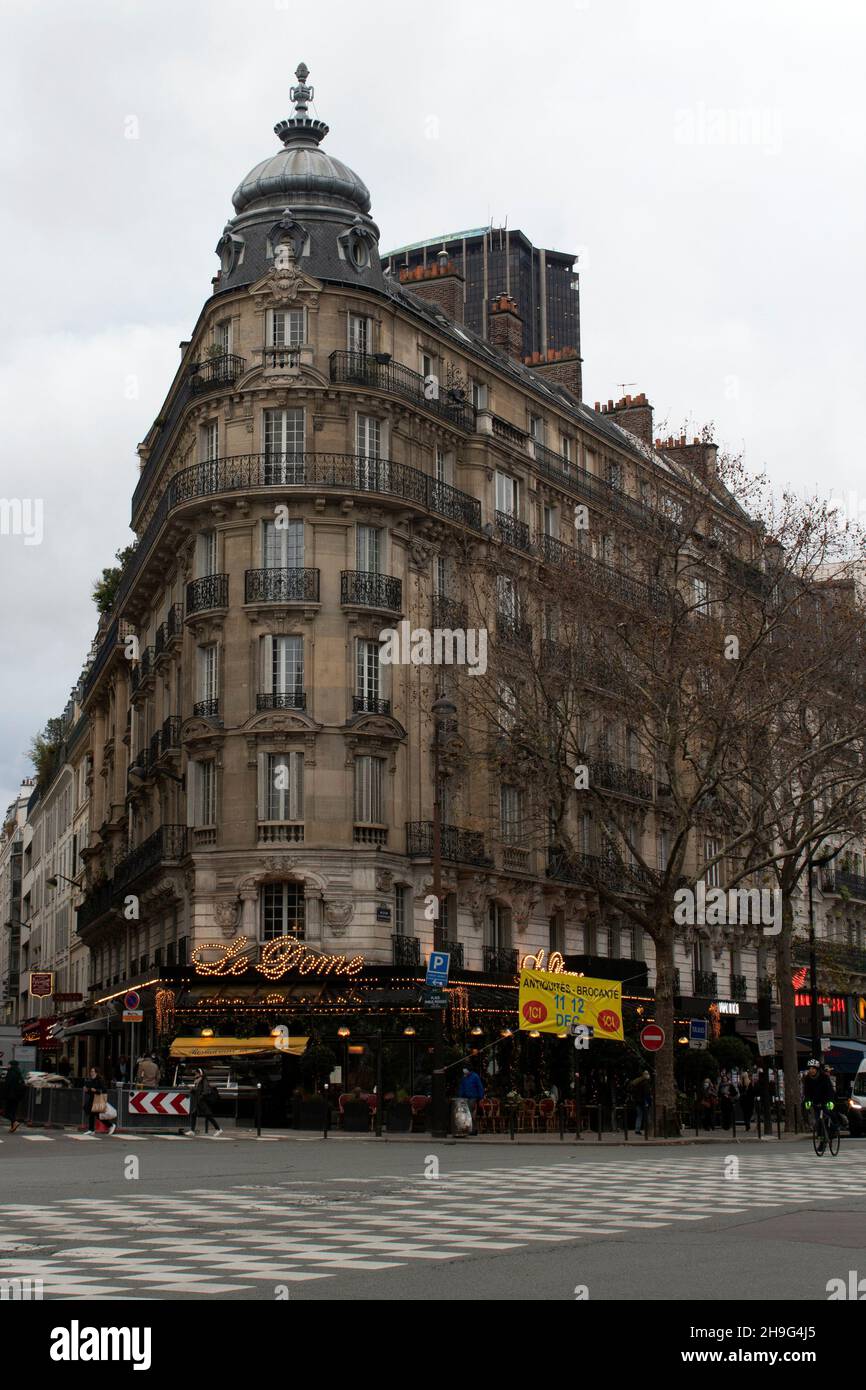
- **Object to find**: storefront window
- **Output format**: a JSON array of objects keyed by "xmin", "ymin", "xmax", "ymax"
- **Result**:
[{"xmin": 261, "ymin": 882, "xmax": 305, "ymax": 940}]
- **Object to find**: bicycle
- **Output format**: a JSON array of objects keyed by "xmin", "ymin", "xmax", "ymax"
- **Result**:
[{"xmin": 811, "ymin": 1105, "xmax": 840, "ymax": 1157}]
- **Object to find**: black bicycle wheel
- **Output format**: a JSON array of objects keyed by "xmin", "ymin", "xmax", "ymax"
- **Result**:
[
  {"xmin": 812, "ymin": 1124, "xmax": 826, "ymax": 1156},
  {"xmin": 829, "ymin": 1124, "xmax": 841, "ymax": 1157}
]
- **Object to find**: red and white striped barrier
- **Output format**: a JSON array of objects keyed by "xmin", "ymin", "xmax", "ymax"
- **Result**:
[{"xmin": 129, "ymin": 1089, "xmax": 191, "ymax": 1117}]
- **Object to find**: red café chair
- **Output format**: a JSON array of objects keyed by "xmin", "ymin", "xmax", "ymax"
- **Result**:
[
  {"xmin": 488, "ymin": 1096, "xmax": 502, "ymax": 1133},
  {"xmin": 477, "ymin": 1098, "xmax": 493, "ymax": 1133},
  {"xmin": 410, "ymin": 1095, "xmax": 430, "ymax": 1131},
  {"xmin": 563, "ymin": 1099, "xmax": 576, "ymax": 1131},
  {"xmin": 538, "ymin": 1097, "xmax": 556, "ymax": 1132},
  {"xmin": 518, "ymin": 1099, "xmax": 537, "ymax": 1132}
]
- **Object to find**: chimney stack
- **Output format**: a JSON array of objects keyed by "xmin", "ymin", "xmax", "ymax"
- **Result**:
[
  {"xmin": 599, "ymin": 392, "xmax": 654, "ymax": 449},
  {"xmin": 525, "ymin": 346, "xmax": 583, "ymax": 402},
  {"xmin": 488, "ymin": 293, "xmax": 523, "ymax": 360},
  {"xmin": 399, "ymin": 255, "xmax": 465, "ymax": 325}
]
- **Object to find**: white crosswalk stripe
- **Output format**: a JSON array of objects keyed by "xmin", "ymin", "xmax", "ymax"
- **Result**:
[{"xmin": 0, "ymin": 1151, "xmax": 861, "ymax": 1297}]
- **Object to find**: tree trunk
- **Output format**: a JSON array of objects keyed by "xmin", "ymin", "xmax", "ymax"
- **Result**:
[
  {"xmin": 652, "ymin": 929, "xmax": 678, "ymax": 1135},
  {"xmin": 775, "ymin": 900, "xmax": 799, "ymax": 1132}
]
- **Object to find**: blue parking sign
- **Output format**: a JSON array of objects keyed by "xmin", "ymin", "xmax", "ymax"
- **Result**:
[{"xmin": 426, "ymin": 951, "xmax": 451, "ymax": 987}]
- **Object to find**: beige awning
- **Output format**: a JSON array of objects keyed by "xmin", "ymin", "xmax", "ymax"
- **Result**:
[{"xmin": 169, "ymin": 1035, "xmax": 309, "ymax": 1059}]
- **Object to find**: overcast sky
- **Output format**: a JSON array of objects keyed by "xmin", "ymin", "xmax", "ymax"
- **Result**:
[{"xmin": 1, "ymin": 0, "xmax": 864, "ymax": 812}]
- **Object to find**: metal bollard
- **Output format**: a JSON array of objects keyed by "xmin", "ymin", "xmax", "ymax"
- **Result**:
[
  {"xmin": 559, "ymin": 1104, "xmax": 565, "ymax": 1141},
  {"xmin": 255, "ymin": 1083, "xmax": 262, "ymax": 1138},
  {"xmin": 323, "ymin": 1102, "xmax": 330, "ymax": 1140},
  {"xmin": 509, "ymin": 1107, "xmax": 516, "ymax": 1142},
  {"xmin": 623, "ymin": 1107, "xmax": 629, "ymax": 1142},
  {"xmin": 776, "ymin": 1104, "xmax": 782, "ymax": 1141},
  {"xmin": 597, "ymin": 1105, "xmax": 602, "ymax": 1142},
  {"xmin": 756, "ymin": 1106, "xmax": 762, "ymax": 1141}
]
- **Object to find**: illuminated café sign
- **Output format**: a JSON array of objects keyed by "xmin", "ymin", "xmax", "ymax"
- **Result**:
[
  {"xmin": 28, "ymin": 971, "xmax": 54, "ymax": 998},
  {"xmin": 715, "ymin": 1000, "xmax": 740, "ymax": 1015},
  {"xmin": 519, "ymin": 950, "xmax": 567, "ymax": 973},
  {"xmin": 192, "ymin": 936, "xmax": 364, "ymax": 980}
]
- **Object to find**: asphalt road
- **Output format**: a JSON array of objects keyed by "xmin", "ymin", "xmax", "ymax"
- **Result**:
[{"xmin": 1, "ymin": 1133, "xmax": 864, "ymax": 1301}]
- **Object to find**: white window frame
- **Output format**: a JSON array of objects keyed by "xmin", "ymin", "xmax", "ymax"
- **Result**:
[
  {"xmin": 263, "ymin": 518, "xmax": 304, "ymax": 569},
  {"xmin": 354, "ymin": 755, "xmax": 384, "ymax": 824},
  {"xmin": 258, "ymin": 751, "xmax": 304, "ymax": 822},
  {"xmin": 495, "ymin": 471, "xmax": 519, "ymax": 516},
  {"xmin": 347, "ymin": 313, "xmax": 372, "ymax": 355},
  {"xmin": 356, "ymin": 525, "xmax": 381, "ymax": 574},
  {"xmin": 198, "ymin": 644, "xmax": 218, "ymax": 702},
  {"xmin": 261, "ymin": 635, "xmax": 304, "ymax": 697}
]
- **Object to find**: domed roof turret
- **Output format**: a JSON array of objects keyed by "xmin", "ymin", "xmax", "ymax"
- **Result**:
[
  {"xmin": 231, "ymin": 63, "xmax": 371, "ymax": 217},
  {"xmin": 215, "ymin": 64, "xmax": 385, "ymax": 296}
]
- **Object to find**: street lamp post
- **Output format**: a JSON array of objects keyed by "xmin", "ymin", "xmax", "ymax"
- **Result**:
[
  {"xmin": 807, "ymin": 845, "xmax": 845, "ymax": 1059},
  {"xmin": 430, "ymin": 695, "xmax": 456, "ymax": 1140}
]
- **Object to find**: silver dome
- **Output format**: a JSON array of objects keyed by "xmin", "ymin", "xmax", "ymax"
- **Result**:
[{"xmin": 232, "ymin": 144, "xmax": 371, "ymax": 216}]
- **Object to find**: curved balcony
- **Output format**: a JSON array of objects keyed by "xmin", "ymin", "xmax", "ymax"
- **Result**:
[
  {"xmin": 256, "ymin": 691, "xmax": 306, "ymax": 711},
  {"xmin": 352, "ymin": 694, "xmax": 391, "ymax": 715},
  {"xmin": 113, "ymin": 453, "xmax": 481, "ymax": 630},
  {"xmin": 189, "ymin": 353, "xmax": 247, "ymax": 394},
  {"xmin": 186, "ymin": 574, "xmax": 229, "ymax": 615},
  {"xmin": 245, "ymin": 567, "xmax": 320, "ymax": 604},
  {"xmin": 341, "ymin": 570, "xmax": 402, "ymax": 613},
  {"xmin": 193, "ymin": 698, "xmax": 220, "ymax": 719},
  {"xmin": 330, "ymin": 350, "xmax": 475, "ymax": 432}
]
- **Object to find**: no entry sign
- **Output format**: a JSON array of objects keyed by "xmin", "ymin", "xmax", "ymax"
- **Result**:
[
  {"xmin": 640, "ymin": 1023, "xmax": 665, "ymax": 1052},
  {"xmin": 129, "ymin": 1090, "xmax": 191, "ymax": 1117}
]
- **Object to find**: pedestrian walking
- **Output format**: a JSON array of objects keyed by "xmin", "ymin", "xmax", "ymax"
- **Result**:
[
  {"xmin": 701, "ymin": 1076, "xmax": 718, "ymax": 1131},
  {"xmin": 740, "ymin": 1072, "xmax": 756, "ymax": 1131},
  {"xmin": 719, "ymin": 1075, "xmax": 740, "ymax": 1129},
  {"xmin": 83, "ymin": 1068, "xmax": 114, "ymax": 1135},
  {"xmin": 135, "ymin": 1053, "xmax": 160, "ymax": 1086},
  {"xmin": 3, "ymin": 1060, "xmax": 26, "ymax": 1132},
  {"xmin": 186, "ymin": 1069, "xmax": 223, "ymax": 1136},
  {"xmin": 629, "ymin": 1070, "xmax": 653, "ymax": 1135},
  {"xmin": 457, "ymin": 1066, "xmax": 485, "ymax": 1134}
]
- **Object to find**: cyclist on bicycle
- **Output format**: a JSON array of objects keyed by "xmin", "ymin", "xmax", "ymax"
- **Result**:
[{"xmin": 803, "ymin": 1058, "xmax": 836, "ymax": 1133}]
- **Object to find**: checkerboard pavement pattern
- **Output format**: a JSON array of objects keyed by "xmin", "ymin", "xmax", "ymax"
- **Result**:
[{"xmin": 0, "ymin": 1151, "xmax": 861, "ymax": 1298}]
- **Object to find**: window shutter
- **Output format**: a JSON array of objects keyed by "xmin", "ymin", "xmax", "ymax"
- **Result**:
[
  {"xmin": 187, "ymin": 764, "xmax": 198, "ymax": 828},
  {"xmin": 257, "ymin": 754, "xmax": 268, "ymax": 820},
  {"xmin": 289, "ymin": 752, "xmax": 304, "ymax": 820},
  {"xmin": 261, "ymin": 635, "xmax": 274, "ymax": 692}
]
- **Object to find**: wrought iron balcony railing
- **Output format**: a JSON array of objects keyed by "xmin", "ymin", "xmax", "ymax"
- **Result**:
[
  {"xmin": 536, "ymin": 532, "xmax": 666, "ymax": 614},
  {"xmin": 484, "ymin": 945, "xmax": 519, "ymax": 977},
  {"xmin": 495, "ymin": 510, "xmax": 532, "ymax": 552},
  {"xmin": 532, "ymin": 440, "xmax": 681, "ymax": 538},
  {"xmin": 432, "ymin": 594, "xmax": 468, "ymax": 629},
  {"xmin": 695, "ymin": 970, "xmax": 718, "ymax": 997},
  {"xmin": 330, "ymin": 350, "xmax": 475, "ymax": 432},
  {"xmin": 828, "ymin": 870, "xmax": 866, "ymax": 900},
  {"xmin": 352, "ymin": 695, "xmax": 392, "ymax": 715},
  {"xmin": 113, "ymin": 824, "xmax": 188, "ymax": 896},
  {"xmin": 76, "ymin": 880, "xmax": 116, "ymax": 933},
  {"xmin": 758, "ymin": 975, "xmax": 775, "ymax": 999},
  {"xmin": 589, "ymin": 759, "xmax": 654, "ymax": 800},
  {"xmin": 730, "ymin": 974, "xmax": 747, "ymax": 1001},
  {"xmin": 540, "ymin": 638, "xmax": 571, "ymax": 674},
  {"xmin": 496, "ymin": 612, "xmax": 532, "ymax": 648},
  {"xmin": 114, "ymin": 455, "xmax": 480, "ymax": 637},
  {"xmin": 256, "ymin": 691, "xmax": 306, "ymax": 711},
  {"xmin": 139, "ymin": 646, "xmax": 156, "ymax": 680},
  {"xmin": 440, "ymin": 939, "xmax": 464, "ymax": 969},
  {"xmin": 245, "ymin": 567, "xmax": 320, "ymax": 604},
  {"xmin": 193, "ymin": 698, "xmax": 220, "ymax": 719},
  {"xmin": 545, "ymin": 846, "xmax": 652, "ymax": 894},
  {"xmin": 189, "ymin": 353, "xmax": 246, "ymax": 393},
  {"xmin": 406, "ymin": 821, "xmax": 493, "ymax": 868},
  {"xmin": 341, "ymin": 570, "xmax": 402, "ymax": 612},
  {"xmin": 186, "ymin": 574, "xmax": 228, "ymax": 615},
  {"xmin": 392, "ymin": 934, "xmax": 421, "ymax": 967}
]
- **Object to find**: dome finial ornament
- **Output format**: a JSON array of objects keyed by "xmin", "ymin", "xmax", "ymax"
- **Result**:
[
  {"xmin": 274, "ymin": 60, "xmax": 329, "ymax": 148},
  {"xmin": 290, "ymin": 62, "xmax": 313, "ymax": 115}
]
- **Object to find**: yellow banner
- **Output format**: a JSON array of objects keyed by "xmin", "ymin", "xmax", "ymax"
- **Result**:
[
  {"xmin": 518, "ymin": 969, "xmax": 624, "ymax": 1040},
  {"xmin": 169, "ymin": 1035, "xmax": 309, "ymax": 1058}
]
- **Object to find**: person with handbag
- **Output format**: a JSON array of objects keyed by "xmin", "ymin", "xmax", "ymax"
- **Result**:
[
  {"xmin": 3, "ymin": 1060, "xmax": 26, "ymax": 1132},
  {"xmin": 185, "ymin": 1069, "xmax": 223, "ymax": 1136},
  {"xmin": 83, "ymin": 1068, "xmax": 114, "ymax": 1135}
]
